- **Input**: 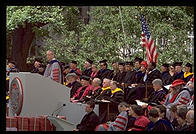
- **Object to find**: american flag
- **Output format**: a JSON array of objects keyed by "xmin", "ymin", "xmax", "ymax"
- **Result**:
[{"xmin": 141, "ymin": 14, "xmax": 158, "ymax": 64}]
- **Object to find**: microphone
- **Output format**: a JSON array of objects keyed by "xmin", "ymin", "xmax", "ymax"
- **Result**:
[{"xmin": 51, "ymin": 104, "xmax": 66, "ymax": 116}]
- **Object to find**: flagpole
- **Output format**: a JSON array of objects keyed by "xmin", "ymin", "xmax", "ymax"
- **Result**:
[{"xmin": 138, "ymin": 6, "xmax": 145, "ymax": 60}]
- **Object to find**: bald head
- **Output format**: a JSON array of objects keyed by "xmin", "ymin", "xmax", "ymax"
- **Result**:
[
  {"xmin": 46, "ymin": 50, "xmax": 55, "ymax": 61},
  {"xmin": 186, "ymin": 110, "xmax": 194, "ymax": 125}
]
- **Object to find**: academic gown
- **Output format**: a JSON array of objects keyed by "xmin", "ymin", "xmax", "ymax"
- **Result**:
[
  {"xmin": 97, "ymin": 68, "xmax": 112, "ymax": 81},
  {"xmin": 82, "ymin": 68, "xmax": 92, "ymax": 77},
  {"xmin": 147, "ymin": 89, "xmax": 167, "ymax": 104},
  {"xmin": 147, "ymin": 119, "xmax": 174, "ymax": 131},
  {"xmin": 173, "ymin": 71, "xmax": 184, "ymax": 80},
  {"xmin": 113, "ymin": 71, "xmax": 127, "ymax": 84},
  {"xmin": 124, "ymin": 70, "xmax": 136, "ymax": 85},
  {"xmin": 162, "ymin": 71, "xmax": 173, "ymax": 85},
  {"xmin": 76, "ymin": 111, "xmax": 99, "ymax": 131},
  {"xmin": 68, "ymin": 81, "xmax": 82, "ymax": 98}
]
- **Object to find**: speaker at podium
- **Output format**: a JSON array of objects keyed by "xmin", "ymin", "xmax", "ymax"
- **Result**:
[{"xmin": 47, "ymin": 116, "xmax": 75, "ymax": 131}]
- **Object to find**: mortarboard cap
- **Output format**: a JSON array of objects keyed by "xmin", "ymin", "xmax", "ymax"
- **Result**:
[
  {"xmin": 71, "ymin": 60, "xmax": 77, "ymax": 64},
  {"xmin": 173, "ymin": 62, "xmax": 183, "ymax": 67},
  {"xmin": 118, "ymin": 61, "xmax": 125, "ymax": 66},
  {"xmin": 86, "ymin": 58, "xmax": 93, "ymax": 64},
  {"xmin": 125, "ymin": 61, "xmax": 134, "ymax": 66},
  {"xmin": 99, "ymin": 59, "xmax": 107, "ymax": 63},
  {"xmin": 134, "ymin": 57, "xmax": 143, "ymax": 63},
  {"xmin": 80, "ymin": 75, "xmax": 90, "ymax": 81},
  {"xmin": 162, "ymin": 63, "xmax": 169, "ymax": 68},
  {"xmin": 185, "ymin": 63, "xmax": 192, "ymax": 68}
]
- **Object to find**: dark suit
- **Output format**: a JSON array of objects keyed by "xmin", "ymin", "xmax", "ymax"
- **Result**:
[{"xmin": 76, "ymin": 111, "xmax": 99, "ymax": 131}]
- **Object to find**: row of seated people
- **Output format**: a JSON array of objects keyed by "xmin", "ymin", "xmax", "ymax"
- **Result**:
[
  {"xmin": 64, "ymin": 58, "xmax": 193, "ymax": 89},
  {"xmin": 73, "ymin": 101, "xmax": 194, "ymax": 131},
  {"xmin": 66, "ymin": 69, "xmax": 194, "ymax": 124}
]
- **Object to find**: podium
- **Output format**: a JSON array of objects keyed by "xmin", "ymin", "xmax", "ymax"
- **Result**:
[
  {"xmin": 8, "ymin": 72, "xmax": 99, "ymax": 127},
  {"xmin": 47, "ymin": 116, "xmax": 75, "ymax": 131},
  {"xmin": 8, "ymin": 72, "xmax": 71, "ymax": 117}
]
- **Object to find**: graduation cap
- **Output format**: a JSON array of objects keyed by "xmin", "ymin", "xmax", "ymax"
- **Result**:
[
  {"xmin": 185, "ymin": 63, "xmax": 192, "ymax": 68},
  {"xmin": 86, "ymin": 58, "xmax": 93, "ymax": 64},
  {"xmin": 71, "ymin": 60, "xmax": 77, "ymax": 64},
  {"xmin": 125, "ymin": 61, "xmax": 134, "ymax": 66},
  {"xmin": 173, "ymin": 62, "xmax": 183, "ymax": 67},
  {"xmin": 99, "ymin": 59, "xmax": 107, "ymax": 63},
  {"xmin": 134, "ymin": 57, "xmax": 143, "ymax": 63},
  {"xmin": 80, "ymin": 75, "xmax": 90, "ymax": 81},
  {"xmin": 161, "ymin": 63, "xmax": 169, "ymax": 68},
  {"xmin": 118, "ymin": 61, "xmax": 125, "ymax": 66}
]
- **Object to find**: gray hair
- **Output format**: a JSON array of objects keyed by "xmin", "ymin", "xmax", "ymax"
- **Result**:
[
  {"xmin": 176, "ymin": 105, "xmax": 188, "ymax": 120},
  {"xmin": 152, "ymin": 79, "xmax": 162, "ymax": 86},
  {"xmin": 93, "ymin": 78, "xmax": 102, "ymax": 85},
  {"xmin": 103, "ymin": 78, "xmax": 111, "ymax": 83},
  {"xmin": 47, "ymin": 50, "xmax": 55, "ymax": 55}
]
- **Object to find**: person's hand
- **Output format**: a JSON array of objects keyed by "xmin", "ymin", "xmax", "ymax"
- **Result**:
[
  {"xmin": 131, "ymin": 84, "xmax": 137, "ymax": 87},
  {"xmin": 73, "ymin": 128, "xmax": 79, "ymax": 131}
]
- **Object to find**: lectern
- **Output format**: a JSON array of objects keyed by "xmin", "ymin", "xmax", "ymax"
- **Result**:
[
  {"xmin": 47, "ymin": 116, "xmax": 75, "ymax": 131},
  {"xmin": 8, "ymin": 72, "xmax": 71, "ymax": 117}
]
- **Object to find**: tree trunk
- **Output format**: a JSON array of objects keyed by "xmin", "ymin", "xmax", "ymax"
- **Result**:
[{"xmin": 10, "ymin": 23, "xmax": 35, "ymax": 71}]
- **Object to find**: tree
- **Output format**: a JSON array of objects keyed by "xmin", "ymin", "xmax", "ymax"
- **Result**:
[
  {"xmin": 6, "ymin": 6, "xmax": 65, "ymax": 71},
  {"xmin": 7, "ymin": 6, "xmax": 194, "ymax": 71}
]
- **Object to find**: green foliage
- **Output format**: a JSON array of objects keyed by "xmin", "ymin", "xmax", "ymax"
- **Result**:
[{"xmin": 7, "ymin": 6, "xmax": 194, "ymax": 71}]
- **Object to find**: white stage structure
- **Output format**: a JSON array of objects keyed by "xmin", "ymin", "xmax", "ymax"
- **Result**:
[{"xmin": 8, "ymin": 72, "xmax": 99, "ymax": 129}]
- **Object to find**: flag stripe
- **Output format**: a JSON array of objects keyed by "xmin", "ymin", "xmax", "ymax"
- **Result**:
[{"xmin": 141, "ymin": 15, "xmax": 158, "ymax": 64}]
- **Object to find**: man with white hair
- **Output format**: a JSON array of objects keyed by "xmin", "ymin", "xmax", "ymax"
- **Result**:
[
  {"xmin": 44, "ymin": 50, "xmax": 62, "ymax": 84},
  {"xmin": 144, "ymin": 79, "xmax": 167, "ymax": 105}
]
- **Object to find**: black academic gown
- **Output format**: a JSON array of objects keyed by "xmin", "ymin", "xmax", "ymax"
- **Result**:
[
  {"xmin": 162, "ymin": 71, "xmax": 173, "ymax": 85},
  {"xmin": 173, "ymin": 71, "xmax": 184, "ymax": 80},
  {"xmin": 113, "ymin": 71, "xmax": 127, "ymax": 84},
  {"xmin": 97, "ymin": 69, "xmax": 112, "ymax": 81},
  {"xmin": 83, "ymin": 68, "xmax": 92, "ymax": 77},
  {"xmin": 69, "ymin": 81, "xmax": 82, "ymax": 98},
  {"xmin": 76, "ymin": 111, "xmax": 99, "ymax": 131},
  {"xmin": 124, "ymin": 70, "xmax": 136, "ymax": 85},
  {"xmin": 109, "ymin": 91, "xmax": 124, "ymax": 104},
  {"xmin": 148, "ymin": 119, "xmax": 174, "ymax": 131},
  {"xmin": 95, "ymin": 89, "xmax": 112, "ymax": 100},
  {"xmin": 147, "ymin": 89, "xmax": 167, "ymax": 104}
]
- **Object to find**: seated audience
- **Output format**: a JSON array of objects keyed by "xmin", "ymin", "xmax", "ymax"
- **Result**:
[
  {"xmin": 175, "ymin": 105, "xmax": 189, "ymax": 131},
  {"xmin": 185, "ymin": 109, "xmax": 194, "ymax": 131},
  {"xmin": 128, "ymin": 104, "xmax": 150, "ymax": 131},
  {"xmin": 90, "ymin": 64, "xmax": 99, "ymax": 79},
  {"xmin": 164, "ymin": 79, "xmax": 190, "ymax": 120},
  {"xmin": 183, "ymin": 63, "xmax": 193, "ymax": 83},
  {"xmin": 70, "ymin": 75, "xmax": 93, "ymax": 102},
  {"xmin": 66, "ymin": 73, "xmax": 82, "ymax": 98},
  {"xmin": 95, "ymin": 78, "xmax": 111, "ymax": 101},
  {"xmin": 83, "ymin": 78, "xmax": 102, "ymax": 102},
  {"xmin": 95, "ymin": 102, "xmax": 129, "ymax": 131},
  {"xmin": 147, "ymin": 107, "xmax": 173, "ymax": 131}
]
